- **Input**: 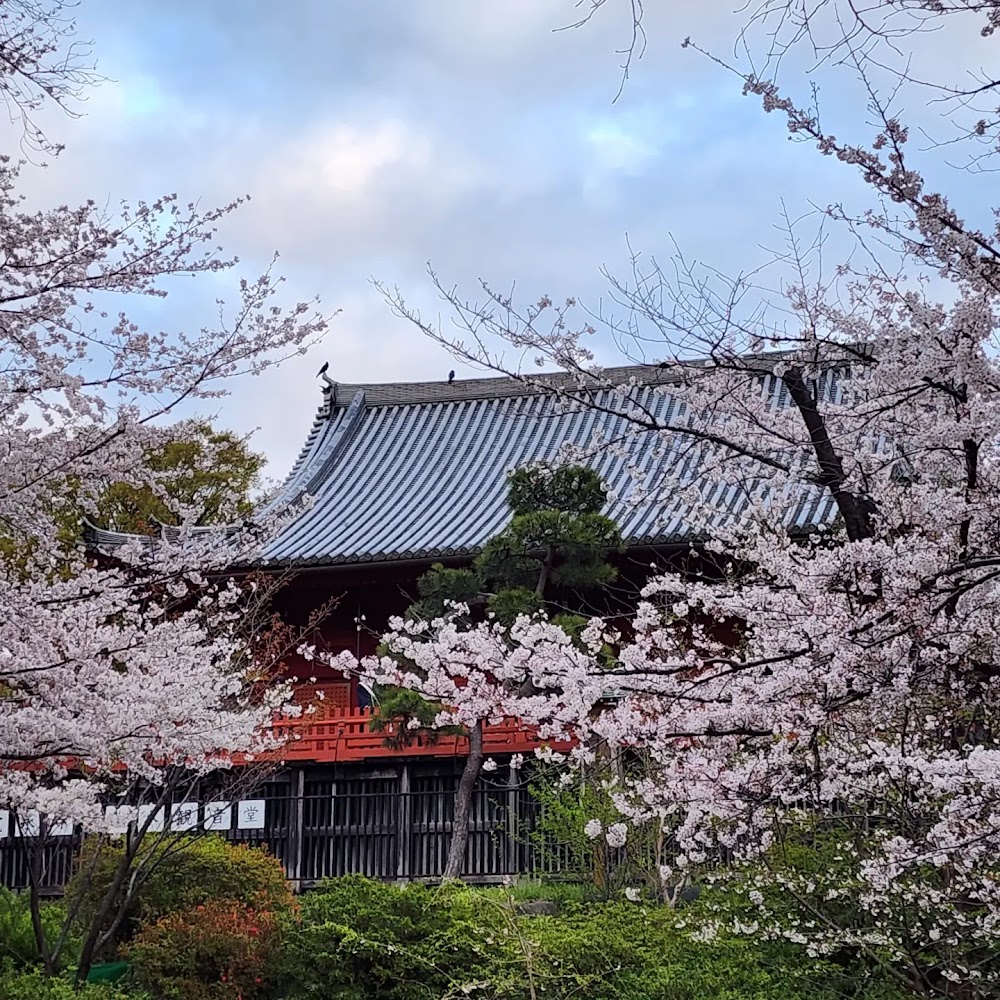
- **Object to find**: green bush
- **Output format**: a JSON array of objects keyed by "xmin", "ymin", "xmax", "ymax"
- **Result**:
[
  {"xmin": 0, "ymin": 889, "xmax": 80, "ymax": 971},
  {"xmin": 127, "ymin": 898, "xmax": 282, "ymax": 1000},
  {"xmin": 26, "ymin": 868, "xmax": 912, "ymax": 1000},
  {"xmin": 281, "ymin": 876, "xmax": 515, "ymax": 1000},
  {"xmin": 520, "ymin": 902, "xmax": 905, "ymax": 1000},
  {"xmin": 0, "ymin": 964, "xmax": 145, "ymax": 1000},
  {"xmin": 65, "ymin": 835, "xmax": 292, "ymax": 946},
  {"xmin": 504, "ymin": 880, "xmax": 592, "ymax": 906},
  {"xmin": 280, "ymin": 877, "xmax": 909, "ymax": 1000},
  {"xmin": 528, "ymin": 760, "xmax": 669, "ymax": 898}
]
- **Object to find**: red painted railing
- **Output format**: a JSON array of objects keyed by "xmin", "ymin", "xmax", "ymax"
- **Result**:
[
  {"xmin": 269, "ymin": 708, "xmax": 574, "ymax": 763},
  {"xmin": 5, "ymin": 715, "xmax": 571, "ymax": 778}
]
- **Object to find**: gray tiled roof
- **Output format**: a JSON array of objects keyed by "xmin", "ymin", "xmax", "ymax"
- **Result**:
[
  {"xmin": 86, "ymin": 364, "xmax": 839, "ymax": 568},
  {"xmin": 255, "ymin": 366, "xmax": 835, "ymax": 567}
]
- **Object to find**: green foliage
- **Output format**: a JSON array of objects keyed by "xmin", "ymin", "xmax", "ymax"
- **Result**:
[
  {"xmin": 94, "ymin": 423, "xmax": 263, "ymax": 533},
  {"xmin": 502, "ymin": 880, "xmax": 593, "ymax": 906},
  {"xmin": 0, "ymin": 964, "xmax": 144, "ymax": 1000},
  {"xmin": 277, "ymin": 877, "xmax": 908, "ymax": 1000},
  {"xmin": 409, "ymin": 465, "xmax": 622, "ymax": 627},
  {"xmin": 0, "ymin": 422, "xmax": 262, "ymax": 574},
  {"xmin": 473, "ymin": 536, "xmax": 543, "ymax": 594},
  {"xmin": 475, "ymin": 466, "xmax": 621, "ymax": 617},
  {"xmin": 507, "ymin": 466, "xmax": 607, "ymax": 516},
  {"xmin": 405, "ymin": 564, "xmax": 482, "ymax": 622},
  {"xmin": 486, "ymin": 586, "xmax": 542, "ymax": 626},
  {"xmin": 280, "ymin": 875, "xmax": 512, "ymax": 1000},
  {"xmin": 518, "ymin": 902, "xmax": 905, "ymax": 1000},
  {"xmin": 475, "ymin": 509, "xmax": 621, "ymax": 594},
  {"xmin": 0, "ymin": 877, "xmax": 910, "ymax": 1000},
  {"xmin": 376, "ymin": 465, "xmax": 622, "ymax": 743},
  {"xmin": 0, "ymin": 890, "xmax": 79, "ymax": 971},
  {"xmin": 66, "ymin": 835, "xmax": 292, "ymax": 947},
  {"xmin": 127, "ymin": 899, "xmax": 282, "ymax": 1000},
  {"xmin": 0, "ymin": 484, "xmax": 87, "ymax": 579},
  {"xmin": 529, "ymin": 760, "xmax": 669, "ymax": 897},
  {"xmin": 369, "ymin": 686, "xmax": 462, "ymax": 747},
  {"xmin": 484, "ymin": 466, "xmax": 618, "ymax": 609}
]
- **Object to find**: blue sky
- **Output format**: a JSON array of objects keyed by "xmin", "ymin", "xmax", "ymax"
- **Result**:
[{"xmin": 12, "ymin": 1, "xmax": 988, "ymax": 480}]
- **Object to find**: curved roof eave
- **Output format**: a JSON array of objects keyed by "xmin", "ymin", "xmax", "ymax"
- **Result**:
[{"xmin": 86, "ymin": 359, "xmax": 841, "ymax": 568}]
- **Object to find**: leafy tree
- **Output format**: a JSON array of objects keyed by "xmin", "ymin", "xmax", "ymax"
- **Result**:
[
  {"xmin": 0, "ymin": 423, "xmax": 263, "ymax": 573},
  {"xmin": 92, "ymin": 422, "xmax": 263, "ymax": 533},
  {"xmin": 368, "ymin": 465, "xmax": 621, "ymax": 879}
]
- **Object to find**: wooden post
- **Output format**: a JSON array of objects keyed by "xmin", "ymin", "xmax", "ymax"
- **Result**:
[
  {"xmin": 287, "ymin": 769, "xmax": 305, "ymax": 890},
  {"xmin": 397, "ymin": 765, "xmax": 411, "ymax": 881}
]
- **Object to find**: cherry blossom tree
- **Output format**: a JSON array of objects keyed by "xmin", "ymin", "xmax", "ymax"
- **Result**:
[
  {"xmin": 339, "ymin": 613, "xmax": 603, "ymax": 879},
  {"xmin": 0, "ymin": 0, "xmax": 328, "ymax": 979},
  {"xmin": 376, "ymin": 1, "xmax": 1000, "ymax": 993},
  {"xmin": 342, "ymin": 465, "xmax": 620, "ymax": 879},
  {"xmin": 0, "ymin": 0, "xmax": 101, "ymax": 156},
  {"xmin": 18, "ymin": 572, "xmax": 311, "ymax": 981}
]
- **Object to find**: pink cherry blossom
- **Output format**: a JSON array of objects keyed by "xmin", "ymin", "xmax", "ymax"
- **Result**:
[{"xmin": 0, "ymin": 90, "xmax": 327, "ymax": 826}]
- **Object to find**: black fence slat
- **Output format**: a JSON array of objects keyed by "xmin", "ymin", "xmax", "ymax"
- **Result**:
[{"xmin": 0, "ymin": 763, "xmax": 576, "ymax": 892}]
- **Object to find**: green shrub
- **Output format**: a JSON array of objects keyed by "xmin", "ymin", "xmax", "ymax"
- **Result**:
[
  {"xmin": 504, "ymin": 880, "xmax": 592, "ymax": 906},
  {"xmin": 520, "ymin": 902, "xmax": 905, "ymax": 1000},
  {"xmin": 126, "ymin": 898, "xmax": 282, "ymax": 1000},
  {"xmin": 528, "ymin": 760, "xmax": 669, "ymax": 898},
  {"xmin": 0, "ymin": 964, "xmax": 145, "ymax": 1000},
  {"xmin": 281, "ymin": 876, "xmax": 514, "ymax": 1000},
  {"xmin": 65, "ymin": 835, "xmax": 292, "ymax": 946},
  {"xmin": 9, "ymin": 870, "xmax": 917, "ymax": 1000},
  {"xmin": 0, "ymin": 889, "xmax": 80, "ymax": 971},
  {"xmin": 281, "ymin": 877, "xmax": 908, "ymax": 1000}
]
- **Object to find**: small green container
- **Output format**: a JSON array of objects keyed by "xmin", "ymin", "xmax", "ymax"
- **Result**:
[{"xmin": 85, "ymin": 961, "xmax": 129, "ymax": 984}]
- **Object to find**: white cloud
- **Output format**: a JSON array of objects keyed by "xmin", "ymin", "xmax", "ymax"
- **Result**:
[
  {"xmin": 274, "ymin": 120, "xmax": 433, "ymax": 199},
  {"xmin": 8, "ymin": 0, "xmax": 987, "ymax": 482},
  {"xmin": 585, "ymin": 121, "xmax": 660, "ymax": 174},
  {"xmin": 241, "ymin": 116, "xmax": 490, "ymax": 255}
]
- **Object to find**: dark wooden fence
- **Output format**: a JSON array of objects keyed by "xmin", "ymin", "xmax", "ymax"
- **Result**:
[{"xmin": 0, "ymin": 767, "xmax": 575, "ymax": 893}]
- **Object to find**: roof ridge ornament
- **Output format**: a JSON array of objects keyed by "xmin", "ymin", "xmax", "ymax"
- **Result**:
[{"xmin": 319, "ymin": 370, "xmax": 338, "ymax": 417}]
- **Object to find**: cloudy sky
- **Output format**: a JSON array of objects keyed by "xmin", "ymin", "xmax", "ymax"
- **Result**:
[{"xmin": 13, "ymin": 1, "xmax": 991, "ymax": 480}]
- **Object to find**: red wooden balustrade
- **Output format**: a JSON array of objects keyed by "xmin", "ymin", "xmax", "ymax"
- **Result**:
[
  {"xmin": 269, "ymin": 707, "xmax": 575, "ymax": 763},
  {"xmin": 5, "ymin": 683, "xmax": 573, "ymax": 773}
]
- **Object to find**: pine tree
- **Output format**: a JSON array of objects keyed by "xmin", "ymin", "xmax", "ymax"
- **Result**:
[{"xmin": 374, "ymin": 465, "xmax": 621, "ymax": 879}]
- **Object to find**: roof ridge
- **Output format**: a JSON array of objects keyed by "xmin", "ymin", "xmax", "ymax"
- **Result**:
[
  {"xmin": 317, "ymin": 346, "xmax": 826, "ymax": 409},
  {"xmin": 325, "ymin": 360, "xmax": 722, "ymax": 409}
]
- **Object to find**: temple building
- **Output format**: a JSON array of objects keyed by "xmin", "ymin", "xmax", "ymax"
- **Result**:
[{"xmin": 3, "ymin": 364, "xmax": 834, "ymax": 889}]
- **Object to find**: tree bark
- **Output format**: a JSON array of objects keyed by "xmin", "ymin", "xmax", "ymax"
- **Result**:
[
  {"xmin": 783, "ymin": 368, "xmax": 876, "ymax": 543},
  {"xmin": 27, "ymin": 833, "xmax": 53, "ymax": 975},
  {"xmin": 75, "ymin": 834, "xmax": 139, "ymax": 984},
  {"xmin": 443, "ymin": 720, "xmax": 485, "ymax": 879},
  {"xmin": 534, "ymin": 544, "xmax": 554, "ymax": 600}
]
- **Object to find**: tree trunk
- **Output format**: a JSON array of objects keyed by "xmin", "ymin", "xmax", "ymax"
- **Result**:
[
  {"xmin": 75, "ymin": 831, "xmax": 141, "ymax": 984},
  {"xmin": 27, "ymin": 835, "xmax": 54, "ymax": 975},
  {"xmin": 534, "ymin": 544, "xmax": 554, "ymax": 600},
  {"xmin": 783, "ymin": 369, "xmax": 876, "ymax": 543},
  {"xmin": 443, "ymin": 720, "xmax": 485, "ymax": 880}
]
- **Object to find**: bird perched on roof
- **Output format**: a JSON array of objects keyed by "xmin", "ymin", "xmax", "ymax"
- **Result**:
[
  {"xmin": 448, "ymin": 370, "xmax": 455, "ymax": 383},
  {"xmin": 316, "ymin": 361, "xmax": 329, "ymax": 377}
]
